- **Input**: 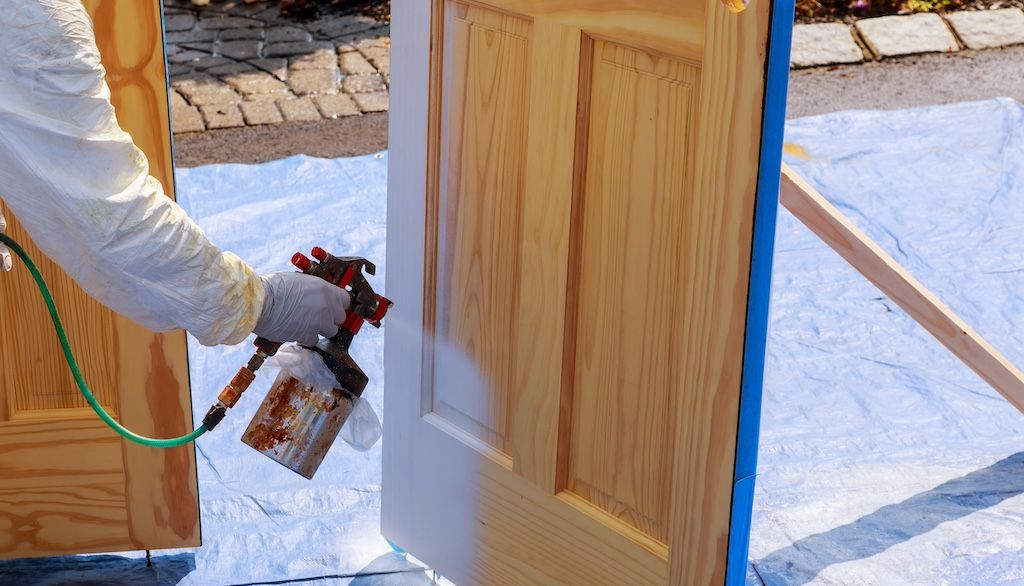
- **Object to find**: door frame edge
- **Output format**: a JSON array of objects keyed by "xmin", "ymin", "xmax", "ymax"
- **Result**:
[{"xmin": 724, "ymin": 0, "xmax": 794, "ymax": 583}]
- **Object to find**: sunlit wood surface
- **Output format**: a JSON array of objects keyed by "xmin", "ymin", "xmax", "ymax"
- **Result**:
[{"xmin": 385, "ymin": 0, "xmax": 775, "ymax": 583}]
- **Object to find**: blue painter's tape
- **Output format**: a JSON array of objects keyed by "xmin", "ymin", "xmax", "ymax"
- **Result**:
[
  {"xmin": 725, "ymin": 0, "xmax": 794, "ymax": 583},
  {"xmin": 386, "ymin": 538, "xmax": 407, "ymax": 554}
]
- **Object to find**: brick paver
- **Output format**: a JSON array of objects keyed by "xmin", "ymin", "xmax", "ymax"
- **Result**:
[
  {"xmin": 278, "ymin": 96, "xmax": 323, "ymax": 122},
  {"xmin": 793, "ymin": 10, "xmax": 1024, "ymax": 69},
  {"xmin": 353, "ymin": 92, "xmax": 388, "ymax": 114},
  {"xmin": 240, "ymin": 100, "xmax": 284, "ymax": 125},
  {"xmin": 200, "ymin": 103, "xmax": 245, "ymax": 129},
  {"xmin": 289, "ymin": 69, "xmax": 340, "ymax": 95},
  {"xmin": 315, "ymin": 94, "xmax": 361, "ymax": 119},
  {"xmin": 165, "ymin": 0, "xmax": 390, "ymax": 134}
]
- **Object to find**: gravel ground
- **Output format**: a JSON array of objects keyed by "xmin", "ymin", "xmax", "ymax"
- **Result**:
[
  {"xmin": 787, "ymin": 45, "xmax": 1024, "ymax": 118},
  {"xmin": 172, "ymin": 111, "xmax": 387, "ymax": 167}
]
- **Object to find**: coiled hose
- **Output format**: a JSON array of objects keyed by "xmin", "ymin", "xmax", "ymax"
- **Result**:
[{"xmin": 0, "ymin": 233, "xmax": 207, "ymax": 447}]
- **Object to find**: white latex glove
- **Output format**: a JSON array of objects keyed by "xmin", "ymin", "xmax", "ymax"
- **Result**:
[
  {"xmin": 254, "ymin": 272, "xmax": 350, "ymax": 346},
  {"xmin": 0, "ymin": 207, "xmax": 10, "ymax": 272}
]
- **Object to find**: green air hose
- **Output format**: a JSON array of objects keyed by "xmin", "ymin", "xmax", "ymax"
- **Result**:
[{"xmin": 0, "ymin": 233, "xmax": 207, "ymax": 447}]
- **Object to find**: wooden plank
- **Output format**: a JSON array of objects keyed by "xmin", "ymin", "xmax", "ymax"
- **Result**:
[
  {"xmin": 82, "ymin": 0, "xmax": 201, "ymax": 550},
  {"xmin": 780, "ymin": 163, "xmax": 1024, "ymax": 414},
  {"xmin": 454, "ymin": 0, "xmax": 706, "ymax": 61},
  {"xmin": 665, "ymin": 0, "xmax": 772, "ymax": 582},
  {"xmin": 428, "ymin": 2, "xmax": 531, "ymax": 455},
  {"xmin": 512, "ymin": 20, "xmax": 582, "ymax": 490},
  {"xmin": 85, "ymin": 0, "xmax": 176, "ymax": 196}
]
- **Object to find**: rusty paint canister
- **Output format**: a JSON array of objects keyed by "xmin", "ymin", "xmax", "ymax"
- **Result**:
[{"xmin": 241, "ymin": 370, "xmax": 356, "ymax": 479}]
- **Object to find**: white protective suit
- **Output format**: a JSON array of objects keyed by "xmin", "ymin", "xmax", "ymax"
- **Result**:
[{"xmin": 0, "ymin": 0, "xmax": 264, "ymax": 346}]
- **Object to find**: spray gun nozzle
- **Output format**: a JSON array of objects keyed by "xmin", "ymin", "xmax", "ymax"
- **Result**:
[{"xmin": 292, "ymin": 253, "xmax": 312, "ymax": 272}]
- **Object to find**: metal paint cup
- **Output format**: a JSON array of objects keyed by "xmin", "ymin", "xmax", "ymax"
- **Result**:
[{"xmin": 241, "ymin": 370, "xmax": 356, "ymax": 479}]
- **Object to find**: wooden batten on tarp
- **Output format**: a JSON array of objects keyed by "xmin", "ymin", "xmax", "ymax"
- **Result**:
[{"xmin": 780, "ymin": 163, "xmax": 1024, "ymax": 414}]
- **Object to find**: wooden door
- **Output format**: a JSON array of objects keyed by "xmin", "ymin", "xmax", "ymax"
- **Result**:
[
  {"xmin": 0, "ymin": 1, "xmax": 199, "ymax": 559},
  {"xmin": 383, "ymin": 0, "xmax": 790, "ymax": 583}
]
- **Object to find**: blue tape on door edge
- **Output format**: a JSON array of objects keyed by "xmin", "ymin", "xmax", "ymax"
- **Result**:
[{"xmin": 724, "ymin": 0, "xmax": 795, "ymax": 583}]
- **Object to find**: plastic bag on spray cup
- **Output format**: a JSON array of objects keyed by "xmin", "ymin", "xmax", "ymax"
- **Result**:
[
  {"xmin": 341, "ymin": 396, "xmax": 382, "ymax": 452},
  {"xmin": 266, "ymin": 344, "xmax": 382, "ymax": 451}
]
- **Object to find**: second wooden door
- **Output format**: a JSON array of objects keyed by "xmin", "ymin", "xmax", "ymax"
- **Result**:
[{"xmin": 0, "ymin": 1, "xmax": 199, "ymax": 559}]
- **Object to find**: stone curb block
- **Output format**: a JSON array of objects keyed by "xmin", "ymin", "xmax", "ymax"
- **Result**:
[
  {"xmin": 855, "ymin": 13, "xmax": 958, "ymax": 59},
  {"xmin": 791, "ymin": 23, "xmax": 864, "ymax": 68},
  {"xmin": 946, "ymin": 8, "xmax": 1024, "ymax": 50}
]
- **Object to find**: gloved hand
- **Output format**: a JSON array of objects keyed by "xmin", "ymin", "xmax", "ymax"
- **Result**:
[
  {"xmin": 254, "ymin": 272, "xmax": 350, "ymax": 346},
  {"xmin": 0, "ymin": 207, "xmax": 11, "ymax": 272}
]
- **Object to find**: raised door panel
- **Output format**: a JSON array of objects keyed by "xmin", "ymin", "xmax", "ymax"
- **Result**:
[
  {"xmin": 428, "ymin": 4, "xmax": 531, "ymax": 455},
  {"xmin": 0, "ymin": 1, "xmax": 198, "ymax": 559}
]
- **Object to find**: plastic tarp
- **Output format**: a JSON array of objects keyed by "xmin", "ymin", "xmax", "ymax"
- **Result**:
[
  {"xmin": 749, "ymin": 98, "xmax": 1024, "ymax": 585},
  {"xmin": 4, "ymin": 99, "xmax": 1024, "ymax": 584}
]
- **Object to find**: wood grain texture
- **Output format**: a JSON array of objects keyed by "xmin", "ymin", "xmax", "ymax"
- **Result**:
[
  {"xmin": 666, "ymin": 0, "xmax": 772, "ymax": 582},
  {"xmin": 87, "ymin": 0, "xmax": 177, "ymax": 195},
  {"xmin": 0, "ymin": 419, "xmax": 126, "ymax": 557},
  {"xmin": 425, "ymin": 412, "xmax": 668, "ymax": 584},
  {"xmin": 512, "ymin": 20, "xmax": 582, "ymax": 489},
  {"xmin": 0, "ymin": 1, "xmax": 198, "ymax": 559},
  {"xmin": 385, "ymin": 0, "xmax": 774, "ymax": 582},
  {"xmin": 780, "ymin": 163, "xmax": 1024, "ymax": 414},
  {"xmin": 87, "ymin": 0, "xmax": 200, "ymax": 552},
  {"xmin": 430, "ymin": 2, "xmax": 531, "ymax": 454},
  {"xmin": 456, "ymin": 0, "xmax": 706, "ymax": 61},
  {"xmin": 565, "ymin": 40, "xmax": 700, "ymax": 543}
]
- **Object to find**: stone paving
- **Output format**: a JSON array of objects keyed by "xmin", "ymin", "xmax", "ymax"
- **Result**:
[
  {"xmin": 163, "ymin": 0, "xmax": 389, "ymax": 133},
  {"xmin": 792, "ymin": 8, "xmax": 1024, "ymax": 68}
]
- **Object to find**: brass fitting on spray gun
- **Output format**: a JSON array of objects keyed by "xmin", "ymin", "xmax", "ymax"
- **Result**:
[{"xmin": 201, "ymin": 339, "xmax": 280, "ymax": 431}]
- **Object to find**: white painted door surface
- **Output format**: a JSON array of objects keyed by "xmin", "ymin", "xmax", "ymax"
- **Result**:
[{"xmin": 383, "ymin": 0, "xmax": 774, "ymax": 583}]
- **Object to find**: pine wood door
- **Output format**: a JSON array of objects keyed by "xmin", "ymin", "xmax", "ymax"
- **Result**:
[
  {"xmin": 383, "ymin": 0, "xmax": 787, "ymax": 583},
  {"xmin": 0, "ymin": 1, "xmax": 199, "ymax": 559}
]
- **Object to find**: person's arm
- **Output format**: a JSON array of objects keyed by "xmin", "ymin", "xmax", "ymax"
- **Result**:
[{"xmin": 0, "ymin": 0, "xmax": 345, "ymax": 347}]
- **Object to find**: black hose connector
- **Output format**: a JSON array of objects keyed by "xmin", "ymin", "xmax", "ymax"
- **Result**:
[{"xmin": 203, "ymin": 404, "xmax": 228, "ymax": 431}]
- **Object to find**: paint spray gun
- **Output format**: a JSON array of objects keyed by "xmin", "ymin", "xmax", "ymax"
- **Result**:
[{"xmin": 201, "ymin": 247, "xmax": 391, "ymax": 478}]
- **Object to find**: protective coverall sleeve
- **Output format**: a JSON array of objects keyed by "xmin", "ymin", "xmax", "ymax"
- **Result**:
[{"xmin": 0, "ymin": 0, "xmax": 264, "ymax": 346}]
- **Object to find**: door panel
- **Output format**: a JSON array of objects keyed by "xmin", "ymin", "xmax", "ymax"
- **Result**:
[
  {"xmin": 429, "ymin": 3, "xmax": 531, "ymax": 455},
  {"xmin": 0, "ymin": 1, "xmax": 199, "ymax": 558},
  {"xmin": 565, "ymin": 39, "xmax": 699, "ymax": 544},
  {"xmin": 385, "ymin": 0, "xmax": 780, "ymax": 582}
]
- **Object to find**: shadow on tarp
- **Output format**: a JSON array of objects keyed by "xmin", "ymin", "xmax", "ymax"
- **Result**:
[
  {"xmin": 349, "ymin": 552, "xmax": 434, "ymax": 585},
  {"xmin": 753, "ymin": 452, "xmax": 1024, "ymax": 584},
  {"xmin": 0, "ymin": 552, "xmax": 195, "ymax": 586},
  {"xmin": 233, "ymin": 552, "xmax": 434, "ymax": 585}
]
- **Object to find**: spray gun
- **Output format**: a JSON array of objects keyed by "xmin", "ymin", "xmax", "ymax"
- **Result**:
[{"xmin": 201, "ymin": 247, "xmax": 391, "ymax": 478}]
